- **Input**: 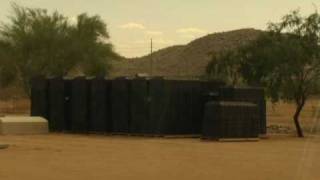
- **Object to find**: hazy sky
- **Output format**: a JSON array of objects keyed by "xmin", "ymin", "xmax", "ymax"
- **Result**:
[{"xmin": 0, "ymin": 0, "xmax": 318, "ymax": 57}]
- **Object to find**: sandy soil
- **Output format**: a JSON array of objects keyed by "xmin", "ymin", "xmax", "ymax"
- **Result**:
[
  {"xmin": 0, "ymin": 134, "xmax": 320, "ymax": 180},
  {"xmin": 1, "ymin": 98, "xmax": 320, "ymax": 179},
  {"xmin": 267, "ymin": 98, "xmax": 319, "ymax": 128}
]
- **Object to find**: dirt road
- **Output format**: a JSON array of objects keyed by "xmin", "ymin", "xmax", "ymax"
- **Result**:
[{"xmin": 0, "ymin": 134, "xmax": 320, "ymax": 180}]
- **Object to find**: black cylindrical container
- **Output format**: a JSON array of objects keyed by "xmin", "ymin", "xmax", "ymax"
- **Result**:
[
  {"xmin": 31, "ymin": 76, "xmax": 49, "ymax": 119},
  {"xmin": 70, "ymin": 77, "xmax": 89, "ymax": 133}
]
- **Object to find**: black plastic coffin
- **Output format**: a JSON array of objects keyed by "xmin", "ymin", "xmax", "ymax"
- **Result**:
[
  {"xmin": 148, "ymin": 80, "xmax": 175, "ymax": 135},
  {"xmin": 64, "ymin": 79, "xmax": 72, "ymax": 131},
  {"xmin": 89, "ymin": 77, "xmax": 108, "ymax": 133},
  {"xmin": 164, "ymin": 80, "xmax": 180, "ymax": 135},
  {"xmin": 48, "ymin": 77, "xmax": 68, "ymax": 131},
  {"xmin": 202, "ymin": 101, "xmax": 221, "ymax": 139},
  {"xmin": 129, "ymin": 78, "xmax": 149, "ymax": 134},
  {"xmin": 176, "ymin": 81, "xmax": 194, "ymax": 134},
  {"xmin": 149, "ymin": 78, "xmax": 168, "ymax": 135},
  {"xmin": 111, "ymin": 77, "xmax": 130, "ymax": 133},
  {"xmin": 70, "ymin": 77, "xmax": 89, "ymax": 133},
  {"xmin": 190, "ymin": 81, "xmax": 204, "ymax": 134},
  {"xmin": 31, "ymin": 76, "xmax": 48, "ymax": 119},
  {"xmin": 105, "ymin": 79, "xmax": 113, "ymax": 132},
  {"xmin": 260, "ymin": 100, "xmax": 267, "ymax": 134}
]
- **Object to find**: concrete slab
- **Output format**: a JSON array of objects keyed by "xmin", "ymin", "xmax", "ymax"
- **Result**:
[{"xmin": 0, "ymin": 116, "xmax": 48, "ymax": 135}]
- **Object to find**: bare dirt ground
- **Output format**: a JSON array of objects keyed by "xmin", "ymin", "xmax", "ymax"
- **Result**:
[
  {"xmin": 266, "ymin": 98, "xmax": 320, "ymax": 134},
  {"xmin": 1, "ymin": 98, "xmax": 320, "ymax": 180},
  {"xmin": 1, "ymin": 134, "xmax": 320, "ymax": 180},
  {"xmin": 0, "ymin": 99, "xmax": 30, "ymax": 115}
]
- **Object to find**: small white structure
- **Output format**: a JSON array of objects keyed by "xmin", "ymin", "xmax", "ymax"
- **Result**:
[{"xmin": 0, "ymin": 116, "xmax": 48, "ymax": 135}]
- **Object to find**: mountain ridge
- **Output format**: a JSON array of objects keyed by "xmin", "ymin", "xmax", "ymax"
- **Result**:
[{"xmin": 110, "ymin": 28, "xmax": 263, "ymax": 78}]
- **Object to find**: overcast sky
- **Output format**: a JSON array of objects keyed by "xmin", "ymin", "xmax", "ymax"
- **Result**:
[{"xmin": 0, "ymin": 0, "xmax": 318, "ymax": 57}]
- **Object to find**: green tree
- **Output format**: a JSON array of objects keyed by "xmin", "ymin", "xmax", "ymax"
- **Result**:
[
  {"xmin": 206, "ymin": 49, "xmax": 243, "ymax": 86},
  {"xmin": 0, "ymin": 41, "xmax": 16, "ymax": 87},
  {"xmin": 207, "ymin": 10, "xmax": 320, "ymax": 137},
  {"xmin": 67, "ymin": 13, "xmax": 118, "ymax": 76},
  {"xmin": 244, "ymin": 10, "xmax": 320, "ymax": 137},
  {"xmin": 0, "ymin": 4, "xmax": 118, "ymax": 93}
]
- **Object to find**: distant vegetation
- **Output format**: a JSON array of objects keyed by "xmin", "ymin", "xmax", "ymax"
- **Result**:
[
  {"xmin": 0, "ymin": 3, "xmax": 119, "ymax": 93},
  {"xmin": 207, "ymin": 10, "xmax": 320, "ymax": 137}
]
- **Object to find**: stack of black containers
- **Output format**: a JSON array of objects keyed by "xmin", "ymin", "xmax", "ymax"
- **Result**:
[
  {"xmin": 111, "ymin": 78, "xmax": 130, "ymax": 133},
  {"xmin": 202, "ymin": 87, "xmax": 266, "ymax": 139},
  {"xmin": 31, "ymin": 76, "xmax": 48, "ymax": 120},
  {"xmin": 31, "ymin": 77, "xmax": 266, "ymax": 138},
  {"xmin": 47, "ymin": 77, "xmax": 69, "ymax": 132}
]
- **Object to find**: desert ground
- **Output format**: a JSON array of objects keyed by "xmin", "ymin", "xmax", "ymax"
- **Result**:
[
  {"xmin": 1, "ymin": 134, "xmax": 320, "ymax": 180},
  {"xmin": 1, "ymin": 98, "xmax": 320, "ymax": 180}
]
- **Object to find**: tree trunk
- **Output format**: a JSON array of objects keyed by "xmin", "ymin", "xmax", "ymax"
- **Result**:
[{"xmin": 293, "ymin": 100, "xmax": 305, "ymax": 138}]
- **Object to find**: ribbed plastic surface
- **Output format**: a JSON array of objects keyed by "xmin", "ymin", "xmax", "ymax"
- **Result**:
[
  {"xmin": 70, "ymin": 77, "xmax": 88, "ymax": 133},
  {"xmin": 202, "ymin": 101, "xmax": 259, "ymax": 139},
  {"xmin": 31, "ymin": 77, "xmax": 265, "ymax": 137}
]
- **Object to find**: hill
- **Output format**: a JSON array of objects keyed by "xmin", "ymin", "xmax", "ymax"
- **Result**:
[{"xmin": 110, "ymin": 28, "xmax": 263, "ymax": 79}]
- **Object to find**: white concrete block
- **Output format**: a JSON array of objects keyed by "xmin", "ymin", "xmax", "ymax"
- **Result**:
[{"xmin": 0, "ymin": 116, "xmax": 48, "ymax": 135}]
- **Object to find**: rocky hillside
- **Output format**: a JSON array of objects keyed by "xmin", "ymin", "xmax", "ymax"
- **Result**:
[{"xmin": 110, "ymin": 28, "xmax": 263, "ymax": 78}]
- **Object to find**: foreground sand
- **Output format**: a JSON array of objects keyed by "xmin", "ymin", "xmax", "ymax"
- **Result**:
[{"xmin": 0, "ymin": 134, "xmax": 320, "ymax": 180}]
